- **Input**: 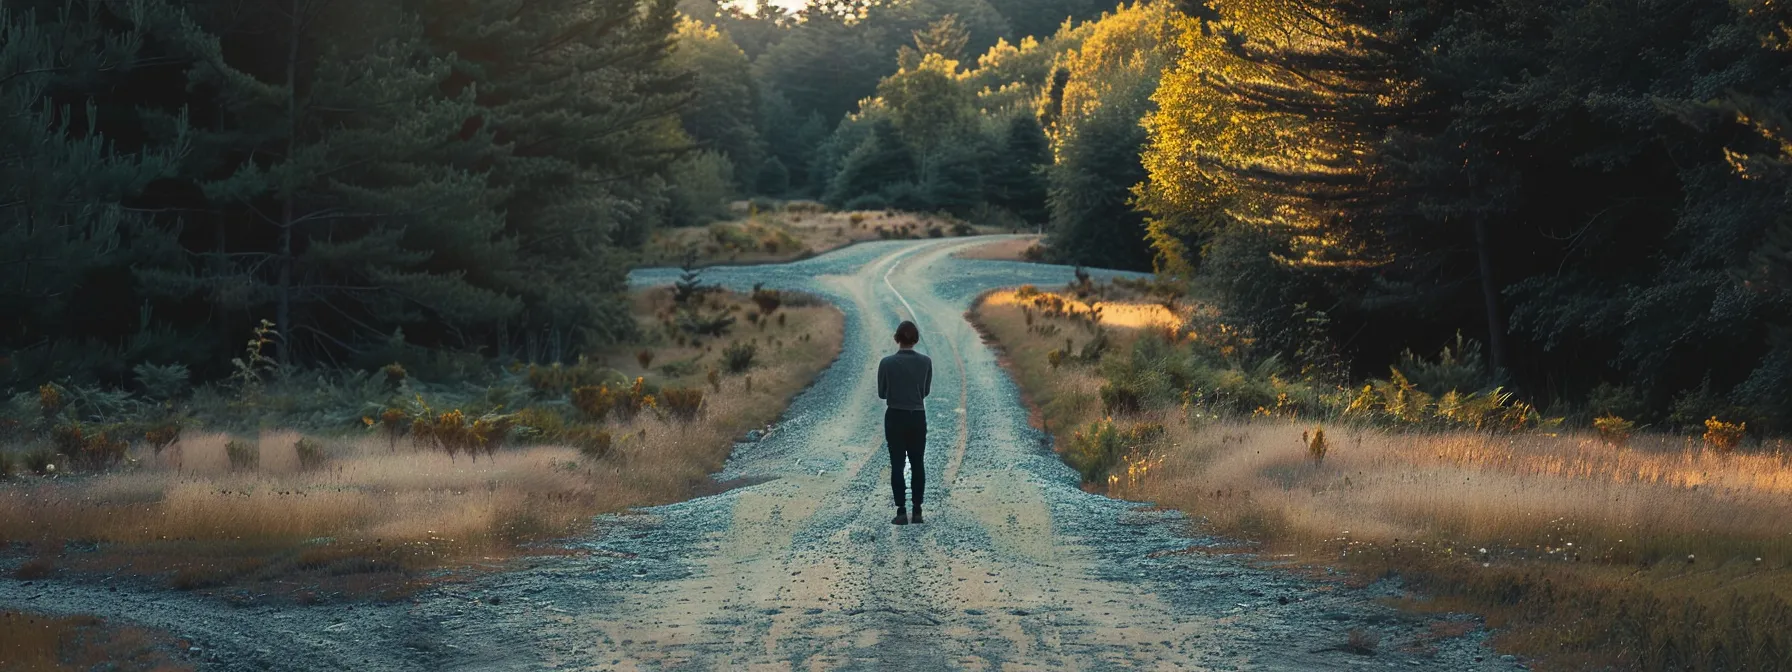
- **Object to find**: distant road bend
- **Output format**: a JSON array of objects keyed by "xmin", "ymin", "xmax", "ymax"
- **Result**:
[{"xmin": 0, "ymin": 236, "xmax": 1495, "ymax": 671}]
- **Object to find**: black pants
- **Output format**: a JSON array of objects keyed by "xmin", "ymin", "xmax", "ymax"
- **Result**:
[{"xmin": 885, "ymin": 408, "xmax": 926, "ymax": 509}]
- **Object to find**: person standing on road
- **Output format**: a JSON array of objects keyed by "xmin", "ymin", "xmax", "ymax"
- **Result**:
[{"xmin": 877, "ymin": 320, "xmax": 931, "ymax": 525}]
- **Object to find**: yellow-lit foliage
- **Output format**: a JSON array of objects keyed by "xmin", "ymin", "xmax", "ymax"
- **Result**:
[
  {"xmin": 1594, "ymin": 415, "xmax": 1635, "ymax": 447},
  {"xmin": 1140, "ymin": 0, "xmax": 1414, "ymax": 270},
  {"xmin": 1044, "ymin": 1, "xmax": 1181, "ymax": 140},
  {"xmin": 1704, "ymin": 417, "xmax": 1747, "ymax": 453}
]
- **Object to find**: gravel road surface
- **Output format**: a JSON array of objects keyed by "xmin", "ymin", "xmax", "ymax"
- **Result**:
[{"xmin": 0, "ymin": 236, "xmax": 1504, "ymax": 671}]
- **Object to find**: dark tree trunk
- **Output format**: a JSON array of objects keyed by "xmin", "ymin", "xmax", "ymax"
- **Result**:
[{"xmin": 1473, "ymin": 216, "xmax": 1507, "ymax": 375}]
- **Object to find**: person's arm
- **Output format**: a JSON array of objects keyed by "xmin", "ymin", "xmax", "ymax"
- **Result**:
[
  {"xmin": 877, "ymin": 358, "xmax": 888, "ymax": 400},
  {"xmin": 922, "ymin": 358, "xmax": 932, "ymax": 398}
]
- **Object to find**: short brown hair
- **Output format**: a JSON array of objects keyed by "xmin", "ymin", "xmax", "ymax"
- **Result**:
[{"xmin": 894, "ymin": 320, "xmax": 920, "ymax": 347}]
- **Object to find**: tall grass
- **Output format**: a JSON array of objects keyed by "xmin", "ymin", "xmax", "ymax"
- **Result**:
[
  {"xmin": 0, "ymin": 288, "xmax": 845, "ymax": 599},
  {"xmin": 972, "ymin": 285, "xmax": 1792, "ymax": 671}
]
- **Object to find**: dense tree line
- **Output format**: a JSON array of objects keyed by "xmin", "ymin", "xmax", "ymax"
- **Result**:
[
  {"xmin": 2, "ymin": 0, "xmax": 689, "ymax": 388},
  {"xmin": 1140, "ymin": 0, "xmax": 1792, "ymax": 429},
  {"xmin": 9, "ymin": 0, "xmax": 1786, "ymax": 428},
  {"xmin": 669, "ymin": 0, "xmax": 1121, "ymax": 229}
]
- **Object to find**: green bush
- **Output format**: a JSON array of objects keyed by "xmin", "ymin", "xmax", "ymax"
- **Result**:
[
  {"xmin": 23, "ymin": 448, "xmax": 54, "ymax": 475},
  {"xmin": 133, "ymin": 362, "xmax": 191, "ymax": 400},
  {"xmin": 51, "ymin": 422, "xmax": 128, "ymax": 472},
  {"xmin": 294, "ymin": 438, "xmax": 328, "ymax": 471},
  {"xmin": 1066, "ymin": 419, "xmax": 1125, "ymax": 483},
  {"xmin": 1395, "ymin": 332, "xmax": 1501, "ymax": 396},
  {"xmin": 723, "ymin": 342, "xmax": 757, "ymax": 373},
  {"xmin": 225, "ymin": 439, "xmax": 259, "ymax": 471}
]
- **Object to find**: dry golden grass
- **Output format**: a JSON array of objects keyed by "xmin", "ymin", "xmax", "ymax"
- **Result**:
[
  {"xmin": 953, "ymin": 235, "xmax": 1046, "ymax": 262},
  {"xmin": 971, "ymin": 287, "xmax": 1792, "ymax": 671},
  {"xmin": 0, "ymin": 290, "xmax": 844, "ymax": 600},
  {"xmin": 0, "ymin": 611, "xmax": 190, "ymax": 672},
  {"xmin": 969, "ymin": 287, "xmax": 1165, "ymax": 436},
  {"xmin": 643, "ymin": 207, "xmax": 992, "ymax": 266}
]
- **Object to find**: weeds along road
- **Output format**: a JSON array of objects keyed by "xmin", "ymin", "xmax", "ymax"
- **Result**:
[{"xmin": 0, "ymin": 236, "xmax": 1494, "ymax": 671}]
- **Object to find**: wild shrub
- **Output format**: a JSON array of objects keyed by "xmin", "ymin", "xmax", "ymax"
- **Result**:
[
  {"xmin": 1098, "ymin": 381, "xmax": 1142, "ymax": 415},
  {"xmin": 677, "ymin": 308, "xmax": 736, "ymax": 337},
  {"xmin": 1593, "ymin": 415, "xmax": 1634, "ymax": 447},
  {"xmin": 614, "ymin": 378, "xmax": 656, "ymax": 421},
  {"xmin": 372, "ymin": 408, "xmax": 409, "ymax": 450},
  {"xmin": 1341, "ymin": 370, "xmax": 1544, "ymax": 431},
  {"xmin": 572, "ymin": 385, "xmax": 617, "ymax": 421},
  {"xmin": 382, "ymin": 363, "xmax": 408, "ymax": 388},
  {"xmin": 133, "ymin": 362, "xmax": 191, "ymax": 400},
  {"xmin": 1305, "ymin": 426, "xmax": 1328, "ymax": 463},
  {"xmin": 144, "ymin": 423, "xmax": 181, "ymax": 457},
  {"xmin": 1067, "ymin": 419, "xmax": 1126, "ymax": 483},
  {"xmin": 660, "ymin": 387, "xmax": 704, "ymax": 422},
  {"xmin": 571, "ymin": 427, "xmax": 613, "ymax": 460},
  {"xmin": 225, "ymin": 439, "xmax": 259, "ymax": 471},
  {"xmin": 751, "ymin": 286, "xmax": 782, "ymax": 315},
  {"xmin": 1077, "ymin": 330, "xmax": 1110, "ymax": 362},
  {"xmin": 230, "ymin": 319, "xmax": 281, "ymax": 387},
  {"xmin": 1586, "ymin": 383, "xmax": 1647, "ymax": 421},
  {"xmin": 636, "ymin": 349, "xmax": 655, "ymax": 370},
  {"xmin": 401, "ymin": 395, "xmax": 514, "ymax": 460},
  {"xmin": 294, "ymin": 438, "xmax": 328, "ymax": 471},
  {"xmin": 707, "ymin": 368, "xmax": 721, "ymax": 392},
  {"xmin": 658, "ymin": 356, "xmax": 703, "ymax": 378},
  {"xmin": 1704, "ymin": 417, "xmax": 1746, "ymax": 453},
  {"xmin": 1047, "ymin": 348, "xmax": 1067, "ymax": 369},
  {"xmin": 723, "ymin": 342, "xmax": 757, "ymax": 373},
  {"xmin": 51, "ymin": 423, "xmax": 128, "ymax": 472},
  {"xmin": 1396, "ymin": 332, "xmax": 1501, "ymax": 395},
  {"xmin": 38, "ymin": 384, "xmax": 62, "ymax": 420},
  {"xmin": 510, "ymin": 406, "xmax": 567, "ymax": 443},
  {"xmin": 526, "ymin": 359, "xmax": 619, "ymax": 394},
  {"xmin": 23, "ymin": 448, "xmax": 54, "ymax": 475}
]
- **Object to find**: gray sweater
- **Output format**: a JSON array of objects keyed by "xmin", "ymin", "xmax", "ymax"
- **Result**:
[{"xmin": 877, "ymin": 349, "xmax": 932, "ymax": 411}]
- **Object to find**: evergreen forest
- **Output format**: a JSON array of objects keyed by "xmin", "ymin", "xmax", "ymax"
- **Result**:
[{"xmin": 4, "ymin": 0, "xmax": 1790, "ymax": 430}]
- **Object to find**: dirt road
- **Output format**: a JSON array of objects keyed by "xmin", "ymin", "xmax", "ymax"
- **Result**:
[{"xmin": 0, "ymin": 237, "xmax": 1499, "ymax": 671}]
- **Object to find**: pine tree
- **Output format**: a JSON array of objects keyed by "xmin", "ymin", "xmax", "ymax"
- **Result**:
[
  {"xmin": 419, "ymin": 0, "xmax": 692, "ymax": 359},
  {"xmin": 0, "ymin": 0, "xmax": 193, "ymax": 384},
  {"xmin": 140, "ymin": 1, "xmax": 520, "ymax": 364},
  {"xmin": 757, "ymin": 157, "xmax": 792, "ymax": 196},
  {"xmin": 985, "ymin": 114, "xmax": 1050, "ymax": 223},
  {"xmin": 825, "ymin": 119, "xmax": 920, "ymax": 208},
  {"xmin": 1042, "ymin": 2, "xmax": 1179, "ymax": 271},
  {"xmin": 673, "ymin": 18, "xmax": 765, "ymax": 189}
]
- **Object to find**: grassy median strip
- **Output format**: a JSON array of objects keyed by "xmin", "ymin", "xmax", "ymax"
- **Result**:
[
  {"xmin": 644, "ymin": 202, "xmax": 988, "ymax": 266},
  {"xmin": 970, "ymin": 282, "xmax": 1792, "ymax": 671}
]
